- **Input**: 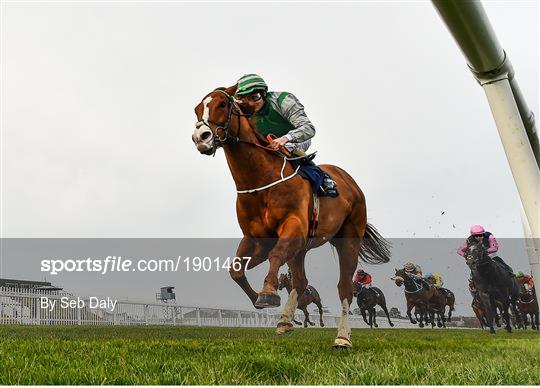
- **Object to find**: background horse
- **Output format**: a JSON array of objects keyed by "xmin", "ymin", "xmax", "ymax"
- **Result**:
[
  {"xmin": 354, "ymin": 284, "xmax": 394, "ymax": 328},
  {"xmin": 465, "ymin": 242, "xmax": 519, "ymax": 333},
  {"xmin": 438, "ymin": 287, "xmax": 456, "ymax": 322},
  {"xmin": 278, "ymin": 273, "xmax": 324, "ymax": 328},
  {"xmin": 392, "ymin": 269, "xmax": 436, "ymax": 328},
  {"xmin": 516, "ymin": 280, "xmax": 539, "ymax": 330},
  {"xmin": 471, "ymin": 295, "xmax": 488, "ymax": 329},
  {"xmin": 193, "ymin": 87, "xmax": 391, "ymax": 348}
]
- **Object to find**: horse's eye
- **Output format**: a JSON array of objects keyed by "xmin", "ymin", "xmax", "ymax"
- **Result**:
[{"xmin": 219, "ymin": 101, "xmax": 227, "ymax": 108}]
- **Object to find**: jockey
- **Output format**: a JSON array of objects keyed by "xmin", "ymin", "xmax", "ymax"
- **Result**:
[
  {"xmin": 516, "ymin": 271, "xmax": 535, "ymax": 292},
  {"xmin": 353, "ymin": 269, "xmax": 372, "ymax": 296},
  {"xmin": 403, "ymin": 261, "xmax": 423, "ymax": 278},
  {"xmin": 234, "ymin": 74, "xmax": 338, "ymax": 197},
  {"xmin": 457, "ymin": 225, "xmax": 514, "ymax": 273},
  {"xmin": 424, "ymin": 272, "xmax": 444, "ymax": 288},
  {"xmin": 353, "ymin": 269, "xmax": 372, "ymax": 288}
]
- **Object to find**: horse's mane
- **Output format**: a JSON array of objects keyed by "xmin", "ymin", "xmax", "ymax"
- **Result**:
[{"xmin": 211, "ymin": 87, "xmax": 271, "ymax": 147}]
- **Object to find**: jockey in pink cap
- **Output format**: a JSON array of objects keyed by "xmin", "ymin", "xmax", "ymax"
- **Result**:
[
  {"xmin": 457, "ymin": 225, "xmax": 498, "ymax": 256},
  {"xmin": 457, "ymin": 225, "xmax": 513, "ymax": 273}
]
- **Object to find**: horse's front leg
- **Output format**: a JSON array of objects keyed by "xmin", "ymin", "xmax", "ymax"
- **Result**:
[
  {"xmin": 406, "ymin": 300, "xmax": 417, "ymax": 324},
  {"xmin": 229, "ymin": 237, "xmax": 272, "ymax": 308},
  {"xmin": 256, "ymin": 217, "xmax": 306, "ymax": 308}
]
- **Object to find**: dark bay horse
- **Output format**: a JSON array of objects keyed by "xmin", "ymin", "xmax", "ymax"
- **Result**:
[
  {"xmin": 354, "ymin": 284, "xmax": 394, "ymax": 328},
  {"xmin": 392, "ymin": 269, "xmax": 439, "ymax": 327},
  {"xmin": 278, "ymin": 273, "xmax": 324, "ymax": 328},
  {"xmin": 437, "ymin": 287, "xmax": 456, "ymax": 322},
  {"xmin": 465, "ymin": 242, "xmax": 519, "ymax": 333},
  {"xmin": 516, "ymin": 280, "xmax": 539, "ymax": 330},
  {"xmin": 192, "ymin": 87, "xmax": 391, "ymax": 348}
]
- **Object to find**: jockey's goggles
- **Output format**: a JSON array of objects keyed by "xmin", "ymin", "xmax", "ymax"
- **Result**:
[{"xmin": 239, "ymin": 92, "xmax": 263, "ymax": 102}]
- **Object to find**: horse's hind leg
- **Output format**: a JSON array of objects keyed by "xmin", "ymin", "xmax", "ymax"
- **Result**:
[
  {"xmin": 302, "ymin": 307, "xmax": 314, "ymax": 327},
  {"xmin": 332, "ymin": 238, "xmax": 362, "ymax": 348},
  {"xmin": 379, "ymin": 300, "xmax": 394, "ymax": 327},
  {"xmin": 315, "ymin": 300, "xmax": 325, "ymax": 327}
]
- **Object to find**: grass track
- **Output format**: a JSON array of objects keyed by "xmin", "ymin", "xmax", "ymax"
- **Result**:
[{"xmin": 0, "ymin": 325, "xmax": 538, "ymax": 385}]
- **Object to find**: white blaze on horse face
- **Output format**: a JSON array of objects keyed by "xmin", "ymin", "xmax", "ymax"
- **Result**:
[{"xmin": 202, "ymin": 96, "xmax": 212, "ymax": 123}]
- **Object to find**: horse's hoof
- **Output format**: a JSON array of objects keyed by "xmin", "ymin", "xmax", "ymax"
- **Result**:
[
  {"xmin": 309, "ymin": 321, "xmax": 315, "ymax": 326},
  {"xmin": 320, "ymin": 323, "xmax": 325, "ymax": 328},
  {"xmin": 276, "ymin": 322, "xmax": 294, "ymax": 335},
  {"xmin": 410, "ymin": 320, "xmax": 417, "ymax": 325},
  {"xmin": 374, "ymin": 324, "xmax": 378, "ymax": 328},
  {"xmin": 389, "ymin": 322, "xmax": 395, "ymax": 327},
  {"xmin": 254, "ymin": 293, "xmax": 280, "ymax": 308},
  {"xmin": 419, "ymin": 323, "xmax": 424, "ymax": 328},
  {"xmin": 437, "ymin": 322, "xmax": 442, "ymax": 328},
  {"xmin": 333, "ymin": 337, "xmax": 352, "ymax": 349}
]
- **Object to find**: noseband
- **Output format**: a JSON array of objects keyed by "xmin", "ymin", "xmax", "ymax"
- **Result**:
[{"xmin": 196, "ymin": 89, "xmax": 240, "ymax": 146}]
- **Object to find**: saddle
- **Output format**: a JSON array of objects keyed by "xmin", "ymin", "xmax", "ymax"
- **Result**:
[{"xmin": 265, "ymin": 134, "xmax": 335, "ymax": 197}]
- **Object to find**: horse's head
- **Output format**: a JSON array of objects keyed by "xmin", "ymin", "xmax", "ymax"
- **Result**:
[
  {"xmin": 392, "ymin": 268, "xmax": 405, "ymax": 287},
  {"xmin": 464, "ymin": 240, "xmax": 488, "ymax": 269},
  {"xmin": 192, "ymin": 85, "xmax": 239, "ymax": 155},
  {"xmin": 278, "ymin": 273, "xmax": 289, "ymax": 290}
]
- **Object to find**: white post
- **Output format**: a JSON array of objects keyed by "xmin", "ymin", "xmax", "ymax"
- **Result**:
[
  {"xmin": 144, "ymin": 305, "xmax": 149, "ymax": 325},
  {"xmin": 218, "ymin": 309, "xmax": 223, "ymax": 326},
  {"xmin": 520, "ymin": 205, "xmax": 540, "ymax": 303},
  {"xmin": 483, "ymin": 78, "xmax": 540, "ymax": 302},
  {"xmin": 196, "ymin": 308, "xmax": 201, "ymax": 326}
]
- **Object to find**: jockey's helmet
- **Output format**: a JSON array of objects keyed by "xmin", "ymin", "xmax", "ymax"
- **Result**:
[
  {"xmin": 236, "ymin": 74, "xmax": 268, "ymax": 96},
  {"xmin": 425, "ymin": 272, "xmax": 432, "ymax": 278},
  {"xmin": 516, "ymin": 271, "xmax": 524, "ymax": 277},
  {"xmin": 404, "ymin": 262, "xmax": 415, "ymax": 271},
  {"xmin": 470, "ymin": 225, "xmax": 485, "ymax": 235}
]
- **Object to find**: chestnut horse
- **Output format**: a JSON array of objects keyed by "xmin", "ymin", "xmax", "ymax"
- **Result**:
[
  {"xmin": 278, "ymin": 273, "xmax": 324, "ymax": 328},
  {"xmin": 516, "ymin": 280, "xmax": 539, "ymax": 330},
  {"xmin": 192, "ymin": 86, "xmax": 391, "ymax": 348}
]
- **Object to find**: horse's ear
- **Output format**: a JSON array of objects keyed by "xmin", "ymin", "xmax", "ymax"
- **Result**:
[{"xmin": 225, "ymin": 84, "xmax": 237, "ymax": 96}]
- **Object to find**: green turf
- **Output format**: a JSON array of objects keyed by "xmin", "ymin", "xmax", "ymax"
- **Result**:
[{"xmin": 0, "ymin": 325, "xmax": 538, "ymax": 385}]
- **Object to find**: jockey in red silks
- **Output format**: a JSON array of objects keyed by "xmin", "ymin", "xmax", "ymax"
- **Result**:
[
  {"xmin": 457, "ymin": 225, "xmax": 513, "ymax": 273},
  {"xmin": 516, "ymin": 271, "xmax": 535, "ymax": 292},
  {"xmin": 353, "ymin": 269, "xmax": 372, "ymax": 295}
]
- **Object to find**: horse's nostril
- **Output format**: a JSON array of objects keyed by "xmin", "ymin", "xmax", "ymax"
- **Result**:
[{"xmin": 201, "ymin": 131, "xmax": 212, "ymax": 141}]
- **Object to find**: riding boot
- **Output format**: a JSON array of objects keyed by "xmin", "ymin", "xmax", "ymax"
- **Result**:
[{"xmin": 291, "ymin": 148, "xmax": 338, "ymax": 197}]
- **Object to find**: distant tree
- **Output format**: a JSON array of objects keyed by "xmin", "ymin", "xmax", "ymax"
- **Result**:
[{"xmin": 389, "ymin": 307, "xmax": 402, "ymax": 318}]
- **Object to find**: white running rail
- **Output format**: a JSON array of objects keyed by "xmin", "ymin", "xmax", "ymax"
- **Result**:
[{"xmin": 0, "ymin": 287, "xmax": 415, "ymax": 328}]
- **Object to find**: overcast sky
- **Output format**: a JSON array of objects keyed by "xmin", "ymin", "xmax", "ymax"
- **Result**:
[{"xmin": 0, "ymin": 1, "xmax": 538, "ymax": 316}]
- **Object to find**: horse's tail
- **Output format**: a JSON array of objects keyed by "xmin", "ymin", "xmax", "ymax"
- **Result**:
[{"xmin": 359, "ymin": 223, "xmax": 391, "ymax": 264}]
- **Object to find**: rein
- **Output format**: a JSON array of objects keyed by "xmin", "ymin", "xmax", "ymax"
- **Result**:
[
  {"xmin": 403, "ymin": 274, "xmax": 425, "ymax": 294},
  {"xmin": 197, "ymin": 89, "xmax": 301, "ymax": 194}
]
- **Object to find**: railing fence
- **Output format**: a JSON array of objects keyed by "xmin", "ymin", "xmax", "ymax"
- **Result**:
[{"xmin": 0, "ymin": 287, "xmax": 414, "ymax": 328}]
